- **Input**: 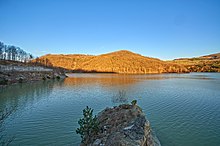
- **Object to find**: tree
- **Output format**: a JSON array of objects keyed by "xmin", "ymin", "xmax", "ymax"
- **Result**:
[
  {"xmin": 29, "ymin": 54, "xmax": 33, "ymax": 60},
  {"xmin": 11, "ymin": 46, "xmax": 17, "ymax": 61},
  {"xmin": 0, "ymin": 41, "xmax": 33, "ymax": 62},
  {"xmin": 0, "ymin": 42, "xmax": 4, "ymax": 59},
  {"xmin": 7, "ymin": 46, "xmax": 12, "ymax": 60},
  {"xmin": 2, "ymin": 45, "xmax": 7, "ymax": 60},
  {"xmin": 76, "ymin": 106, "xmax": 99, "ymax": 144}
]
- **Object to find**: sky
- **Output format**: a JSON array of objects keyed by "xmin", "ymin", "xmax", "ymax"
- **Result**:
[{"xmin": 0, "ymin": 0, "xmax": 220, "ymax": 60}]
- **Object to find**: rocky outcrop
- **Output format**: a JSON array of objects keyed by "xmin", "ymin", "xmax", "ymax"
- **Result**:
[
  {"xmin": 0, "ymin": 65, "xmax": 53, "ymax": 72},
  {"xmin": 0, "ymin": 59, "xmax": 67, "ymax": 86},
  {"xmin": 0, "ymin": 67, "xmax": 67, "ymax": 87},
  {"xmin": 0, "ymin": 71, "xmax": 66, "ymax": 86},
  {"xmin": 83, "ymin": 104, "xmax": 160, "ymax": 146}
]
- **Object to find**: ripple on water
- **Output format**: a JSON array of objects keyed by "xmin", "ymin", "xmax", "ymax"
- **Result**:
[{"xmin": 1, "ymin": 73, "xmax": 220, "ymax": 146}]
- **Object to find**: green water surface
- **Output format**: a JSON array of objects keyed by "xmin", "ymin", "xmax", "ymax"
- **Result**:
[{"xmin": 0, "ymin": 73, "xmax": 220, "ymax": 146}]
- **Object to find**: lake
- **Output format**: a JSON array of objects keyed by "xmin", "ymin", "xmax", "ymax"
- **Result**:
[{"xmin": 0, "ymin": 73, "xmax": 220, "ymax": 146}]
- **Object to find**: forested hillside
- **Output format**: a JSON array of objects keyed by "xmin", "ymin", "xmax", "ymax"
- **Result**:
[
  {"xmin": 171, "ymin": 53, "xmax": 220, "ymax": 72},
  {"xmin": 34, "ymin": 50, "xmax": 188, "ymax": 74}
]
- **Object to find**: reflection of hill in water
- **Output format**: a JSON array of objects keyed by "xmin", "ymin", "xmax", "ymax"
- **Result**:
[
  {"xmin": 0, "ymin": 81, "xmax": 64, "ymax": 111},
  {"xmin": 64, "ymin": 73, "xmax": 215, "ymax": 88},
  {"xmin": 64, "ymin": 74, "xmax": 170, "ymax": 87},
  {"xmin": 64, "ymin": 74, "xmax": 137, "ymax": 87}
]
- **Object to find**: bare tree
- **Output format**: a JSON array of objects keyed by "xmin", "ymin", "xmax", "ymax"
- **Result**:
[
  {"xmin": 0, "ymin": 41, "xmax": 33, "ymax": 62},
  {"xmin": 11, "ymin": 46, "xmax": 17, "ymax": 61},
  {"xmin": 0, "ymin": 107, "xmax": 16, "ymax": 146},
  {"xmin": 0, "ymin": 42, "xmax": 4, "ymax": 59}
]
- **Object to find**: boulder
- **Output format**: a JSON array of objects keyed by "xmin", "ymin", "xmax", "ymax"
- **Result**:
[{"xmin": 83, "ymin": 104, "xmax": 160, "ymax": 146}]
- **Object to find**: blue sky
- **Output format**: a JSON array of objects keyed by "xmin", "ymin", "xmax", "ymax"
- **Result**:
[{"xmin": 0, "ymin": 0, "xmax": 220, "ymax": 60}]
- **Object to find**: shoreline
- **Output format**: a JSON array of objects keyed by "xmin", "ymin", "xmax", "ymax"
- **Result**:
[{"xmin": 0, "ymin": 70, "xmax": 67, "ymax": 87}]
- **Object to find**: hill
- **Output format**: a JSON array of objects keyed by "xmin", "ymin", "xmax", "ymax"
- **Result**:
[
  {"xmin": 171, "ymin": 53, "xmax": 220, "ymax": 72},
  {"xmin": 33, "ymin": 50, "xmax": 188, "ymax": 74}
]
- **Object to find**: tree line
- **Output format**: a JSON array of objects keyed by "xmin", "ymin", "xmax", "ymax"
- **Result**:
[{"xmin": 0, "ymin": 41, "xmax": 33, "ymax": 62}]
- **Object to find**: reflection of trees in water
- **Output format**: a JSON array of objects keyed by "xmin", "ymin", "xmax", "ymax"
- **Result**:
[
  {"xmin": 0, "ymin": 80, "xmax": 64, "ymax": 111},
  {"xmin": 112, "ymin": 90, "xmax": 128, "ymax": 103},
  {"xmin": 64, "ymin": 75, "xmax": 138, "ymax": 87},
  {"xmin": 64, "ymin": 74, "xmax": 144, "ymax": 105},
  {"xmin": 0, "ymin": 107, "xmax": 16, "ymax": 145},
  {"xmin": 0, "ymin": 80, "xmax": 64, "ymax": 144},
  {"xmin": 64, "ymin": 74, "xmax": 169, "ymax": 87}
]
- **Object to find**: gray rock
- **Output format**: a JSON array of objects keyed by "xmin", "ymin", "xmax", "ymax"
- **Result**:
[
  {"xmin": 93, "ymin": 139, "xmax": 102, "ymax": 146},
  {"xmin": 83, "ymin": 104, "xmax": 160, "ymax": 146}
]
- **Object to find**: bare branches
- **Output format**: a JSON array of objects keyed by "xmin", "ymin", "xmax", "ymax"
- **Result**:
[
  {"xmin": 0, "ymin": 107, "xmax": 16, "ymax": 146},
  {"xmin": 0, "ymin": 108, "xmax": 14, "ymax": 123},
  {"xmin": 112, "ymin": 90, "xmax": 128, "ymax": 103}
]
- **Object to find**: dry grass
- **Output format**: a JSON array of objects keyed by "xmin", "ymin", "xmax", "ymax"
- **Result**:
[
  {"xmin": 34, "ymin": 50, "xmax": 188, "ymax": 73},
  {"xmin": 169, "ymin": 53, "xmax": 220, "ymax": 72}
]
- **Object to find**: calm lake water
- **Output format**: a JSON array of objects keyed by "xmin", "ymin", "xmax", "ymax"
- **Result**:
[{"xmin": 0, "ymin": 73, "xmax": 220, "ymax": 146}]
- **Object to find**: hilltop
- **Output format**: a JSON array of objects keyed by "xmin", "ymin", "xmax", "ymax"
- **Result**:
[
  {"xmin": 171, "ymin": 53, "xmax": 220, "ymax": 72},
  {"xmin": 34, "ymin": 50, "xmax": 188, "ymax": 74},
  {"xmin": 200, "ymin": 53, "xmax": 220, "ymax": 60}
]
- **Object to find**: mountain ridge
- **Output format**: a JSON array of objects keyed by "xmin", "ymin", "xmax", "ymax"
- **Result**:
[
  {"xmin": 34, "ymin": 50, "xmax": 188, "ymax": 74},
  {"xmin": 171, "ymin": 52, "xmax": 220, "ymax": 72}
]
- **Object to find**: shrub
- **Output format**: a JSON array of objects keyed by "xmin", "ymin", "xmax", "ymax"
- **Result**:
[
  {"xmin": 42, "ymin": 76, "xmax": 46, "ymax": 80},
  {"xmin": 18, "ymin": 77, "xmax": 23, "ymax": 83},
  {"xmin": 131, "ymin": 100, "xmax": 137, "ymax": 106},
  {"xmin": 56, "ymin": 76, "xmax": 60, "ymax": 80},
  {"xmin": 76, "ymin": 106, "xmax": 99, "ymax": 144}
]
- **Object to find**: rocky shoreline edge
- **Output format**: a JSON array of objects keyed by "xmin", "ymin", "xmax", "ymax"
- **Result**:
[
  {"xmin": 0, "ymin": 64, "xmax": 67, "ymax": 87},
  {"xmin": 81, "ymin": 104, "xmax": 161, "ymax": 146}
]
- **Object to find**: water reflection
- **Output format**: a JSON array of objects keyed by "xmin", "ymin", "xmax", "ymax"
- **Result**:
[
  {"xmin": 64, "ymin": 74, "xmax": 138, "ymax": 87},
  {"xmin": 111, "ymin": 90, "xmax": 128, "ymax": 103},
  {"xmin": 0, "ymin": 73, "xmax": 219, "ymax": 146},
  {"xmin": 64, "ymin": 73, "xmax": 214, "ymax": 88},
  {"xmin": 0, "ymin": 80, "xmax": 64, "ymax": 113}
]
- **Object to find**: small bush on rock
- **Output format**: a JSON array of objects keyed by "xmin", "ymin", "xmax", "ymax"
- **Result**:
[
  {"xmin": 76, "ymin": 106, "xmax": 99, "ymax": 144},
  {"xmin": 131, "ymin": 100, "xmax": 137, "ymax": 106},
  {"xmin": 18, "ymin": 77, "xmax": 23, "ymax": 83},
  {"xmin": 42, "ymin": 76, "xmax": 46, "ymax": 80}
]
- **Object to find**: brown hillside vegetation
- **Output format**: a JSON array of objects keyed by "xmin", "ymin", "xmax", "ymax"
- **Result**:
[
  {"xmin": 171, "ymin": 53, "xmax": 220, "ymax": 72},
  {"xmin": 34, "ymin": 50, "xmax": 188, "ymax": 74}
]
